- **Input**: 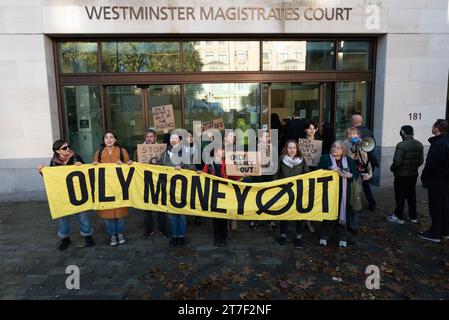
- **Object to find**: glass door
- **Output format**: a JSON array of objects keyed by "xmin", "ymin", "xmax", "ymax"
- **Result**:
[{"xmin": 106, "ymin": 85, "xmax": 144, "ymax": 157}]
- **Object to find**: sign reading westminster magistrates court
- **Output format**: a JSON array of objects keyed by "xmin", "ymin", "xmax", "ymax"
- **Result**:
[
  {"xmin": 84, "ymin": 6, "xmax": 353, "ymax": 21},
  {"xmin": 41, "ymin": 163, "xmax": 340, "ymax": 222}
]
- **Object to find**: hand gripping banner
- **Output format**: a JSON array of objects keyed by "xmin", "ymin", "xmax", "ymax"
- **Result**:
[{"xmin": 42, "ymin": 163, "xmax": 340, "ymax": 221}]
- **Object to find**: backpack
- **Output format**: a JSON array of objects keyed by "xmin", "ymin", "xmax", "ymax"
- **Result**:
[{"xmin": 97, "ymin": 145, "xmax": 124, "ymax": 163}]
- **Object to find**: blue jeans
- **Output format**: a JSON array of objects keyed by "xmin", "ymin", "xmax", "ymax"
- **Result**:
[
  {"xmin": 58, "ymin": 211, "xmax": 93, "ymax": 239},
  {"xmin": 104, "ymin": 219, "xmax": 125, "ymax": 236},
  {"xmin": 168, "ymin": 214, "xmax": 187, "ymax": 238}
]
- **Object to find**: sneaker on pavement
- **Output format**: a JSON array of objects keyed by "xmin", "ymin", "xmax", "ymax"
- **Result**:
[
  {"xmin": 294, "ymin": 237, "xmax": 304, "ymax": 249},
  {"xmin": 159, "ymin": 230, "xmax": 168, "ymax": 238},
  {"xmin": 249, "ymin": 221, "xmax": 257, "ymax": 230},
  {"xmin": 58, "ymin": 237, "xmax": 71, "ymax": 251},
  {"xmin": 142, "ymin": 231, "xmax": 154, "ymax": 239},
  {"xmin": 417, "ymin": 231, "xmax": 441, "ymax": 243},
  {"xmin": 267, "ymin": 221, "xmax": 276, "ymax": 230},
  {"xmin": 319, "ymin": 239, "xmax": 327, "ymax": 247},
  {"xmin": 278, "ymin": 236, "xmax": 287, "ymax": 247},
  {"xmin": 339, "ymin": 240, "xmax": 347, "ymax": 248},
  {"xmin": 117, "ymin": 234, "xmax": 126, "ymax": 245},
  {"xmin": 84, "ymin": 236, "xmax": 95, "ymax": 247},
  {"xmin": 406, "ymin": 217, "xmax": 418, "ymax": 224},
  {"xmin": 110, "ymin": 235, "xmax": 118, "ymax": 246},
  {"xmin": 387, "ymin": 214, "xmax": 404, "ymax": 224}
]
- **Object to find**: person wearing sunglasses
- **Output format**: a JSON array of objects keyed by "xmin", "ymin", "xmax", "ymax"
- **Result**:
[{"xmin": 38, "ymin": 139, "xmax": 95, "ymax": 251}]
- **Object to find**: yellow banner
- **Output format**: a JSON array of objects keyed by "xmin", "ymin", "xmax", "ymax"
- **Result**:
[{"xmin": 42, "ymin": 163, "xmax": 339, "ymax": 221}]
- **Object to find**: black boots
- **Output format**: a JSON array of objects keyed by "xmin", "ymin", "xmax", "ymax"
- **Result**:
[
  {"xmin": 58, "ymin": 237, "xmax": 71, "ymax": 251},
  {"xmin": 84, "ymin": 235, "xmax": 95, "ymax": 247}
]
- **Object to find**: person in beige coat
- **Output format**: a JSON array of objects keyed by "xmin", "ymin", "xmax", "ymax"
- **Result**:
[{"xmin": 93, "ymin": 131, "xmax": 132, "ymax": 246}]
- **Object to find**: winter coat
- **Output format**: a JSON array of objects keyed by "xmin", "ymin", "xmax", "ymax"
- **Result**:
[
  {"xmin": 421, "ymin": 134, "xmax": 449, "ymax": 193},
  {"xmin": 93, "ymin": 146, "xmax": 130, "ymax": 219},
  {"xmin": 390, "ymin": 137, "xmax": 424, "ymax": 177}
]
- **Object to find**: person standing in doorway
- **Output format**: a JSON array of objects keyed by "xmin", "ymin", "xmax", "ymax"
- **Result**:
[
  {"xmin": 388, "ymin": 125, "xmax": 424, "ymax": 225},
  {"xmin": 418, "ymin": 119, "xmax": 449, "ymax": 243}
]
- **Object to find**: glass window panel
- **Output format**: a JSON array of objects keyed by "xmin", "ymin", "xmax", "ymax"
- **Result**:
[
  {"xmin": 147, "ymin": 85, "xmax": 182, "ymax": 142},
  {"xmin": 58, "ymin": 42, "xmax": 98, "ymax": 73},
  {"xmin": 62, "ymin": 85, "xmax": 103, "ymax": 162},
  {"xmin": 184, "ymin": 83, "xmax": 261, "ymax": 134},
  {"xmin": 183, "ymin": 41, "xmax": 260, "ymax": 72},
  {"xmin": 337, "ymin": 41, "xmax": 372, "ymax": 70},
  {"xmin": 263, "ymin": 41, "xmax": 334, "ymax": 71},
  {"xmin": 106, "ymin": 86, "xmax": 144, "ymax": 157},
  {"xmin": 101, "ymin": 42, "xmax": 180, "ymax": 72},
  {"xmin": 335, "ymin": 81, "xmax": 372, "ymax": 139}
]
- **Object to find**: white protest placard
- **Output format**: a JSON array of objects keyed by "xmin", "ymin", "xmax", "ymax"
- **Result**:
[
  {"xmin": 298, "ymin": 138, "xmax": 323, "ymax": 167},
  {"xmin": 225, "ymin": 151, "xmax": 261, "ymax": 176}
]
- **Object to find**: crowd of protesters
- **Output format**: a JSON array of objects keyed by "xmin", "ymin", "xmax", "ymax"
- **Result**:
[{"xmin": 39, "ymin": 114, "xmax": 449, "ymax": 250}]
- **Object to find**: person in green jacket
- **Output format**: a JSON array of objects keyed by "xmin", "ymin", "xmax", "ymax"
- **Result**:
[
  {"xmin": 318, "ymin": 140, "xmax": 358, "ymax": 248},
  {"xmin": 388, "ymin": 125, "xmax": 424, "ymax": 224},
  {"xmin": 276, "ymin": 139, "xmax": 310, "ymax": 249}
]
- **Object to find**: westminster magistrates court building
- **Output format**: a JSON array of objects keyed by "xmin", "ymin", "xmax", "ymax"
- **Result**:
[{"xmin": 0, "ymin": 0, "xmax": 448, "ymax": 201}]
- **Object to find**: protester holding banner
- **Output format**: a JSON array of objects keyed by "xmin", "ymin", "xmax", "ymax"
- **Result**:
[
  {"xmin": 38, "ymin": 139, "xmax": 95, "ymax": 251},
  {"xmin": 184, "ymin": 130, "xmax": 203, "ymax": 226},
  {"xmin": 93, "ymin": 131, "xmax": 132, "ymax": 246},
  {"xmin": 224, "ymin": 130, "xmax": 241, "ymax": 231},
  {"xmin": 318, "ymin": 140, "xmax": 358, "ymax": 248},
  {"xmin": 276, "ymin": 139, "xmax": 310, "ymax": 249},
  {"xmin": 139, "ymin": 128, "xmax": 169, "ymax": 239},
  {"xmin": 159, "ymin": 132, "xmax": 196, "ymax": 248},
  {"xmin": 200, "ymin": 145, "xmax": 231, "ymax": 247}
]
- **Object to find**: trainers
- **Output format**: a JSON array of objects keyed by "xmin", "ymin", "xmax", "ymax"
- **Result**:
[
  {"xmin": 177, "ymin": 237, "xmax": 185, "ymax": 247},
  {"xmin": 278, "ymin": 236, "xmax": 287, "ymax": 247},
  {"xmin": 319, "ymin": 239, "xmax": 327, "ymax": 247},
  {"xmin": 159, "ymin": 230, "xmax": 168, "ymax": 238},
  {"xmin": 387, "ymin": 214, "xmax": 404, "ymax": 224},
  {"xmin": 84, "ymin": 236, "xmax": 95, "ymax": 247},
  {"xmin": 169, "ymin": 237, "xmax": 178, "ymax": 247},
  {"xmin": 110, "ymin": 235, "xmax": 118, "ymax": 246},
  {"xmin": 294, "ymin": 237, "xmax": 304, "ymax": 249},
  {"xmin": 58, "ymin": 237, "xmax": 71, "ymax": 251},
  {"xmin": 417, "ymin": 231, "xmax": 441, "ymax": 243},
  {"xmin": 117, "ymin": 234, "xmax": 126, "ymax": 245},
  {"xmin": 213, "ymin": 239, "xmax": 220, "ymax": 248},
  {"xmin": 267, "ymin": 221, "xmax": 276, "ymax": 230},
  {"xmin": 249, "ymin": 221, "xmax": 257, "ymax": 230},
  {"xmin": 339, "ymin": 240, "xmax": 347, "ymax": 247},
  {"xmin": 406, "ymin": 217, "xmax": 418, "ymax": 224},
  {"xmin": 142, "ymin": 231, "xmax": 154, "ymax": 239}
]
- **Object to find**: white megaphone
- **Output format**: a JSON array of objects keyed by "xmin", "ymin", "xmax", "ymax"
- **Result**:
[{"xmin": 360, "ymin": 137, "xmax": 375, "ymax": 152}]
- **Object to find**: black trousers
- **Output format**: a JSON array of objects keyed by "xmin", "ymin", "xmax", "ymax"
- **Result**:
[
  {"xmin": 428, "ymin": 190, "xmax": 449, "ymax": 237},
  {"xmin": 362, "ymin": 180, "xmax": 376, "ymax": 207},
  {"xmin": 144, "ymin": 210, "xmax": 167, "ymax": 234},
  {"xmin": 213, "ymin": 218, "xmax": 228, "ymax": 241},
  {"xmin": 279, "ymin": 221, "xmax": 304, "ymax": 236},
  {"xmin": 394, "ymin": 175, "xmax": 418, "ymax": 220},
  {"xmin": 320, "ymin": 220, "xmax": 347, "ymax": 242}
]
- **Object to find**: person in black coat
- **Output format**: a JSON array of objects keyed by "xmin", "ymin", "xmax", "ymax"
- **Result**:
[
  {"xmin": 418, "ymin": 119, "xmax": 449, "ymax": 243},
  {"xmin": 284, "ymin": 111, "xmax": 306, "ymax": 142}
]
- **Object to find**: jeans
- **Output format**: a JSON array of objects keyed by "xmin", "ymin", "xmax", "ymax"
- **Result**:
[
  {"xmin": 58, "ymin": 211, "xmax": 93, "ymax": 239},
  {"xmin": 394, "ymin": 175, "xmax": 418, "ymax": 220},
  {"xmin": 427, "ymin": 190, "xmax": 449, "ymax": 237},
  {"xmin": 144, "ymin": 210, "xmax": 167, "ymax": 234},
  {"xmin": 168, "ymin": 214, "xmax": 187, "ymax": 238},
  {"xmin": 280, "ymin": 221, "xmax": 304, "ymax": 236},
  {"xmin": 104, "ymin": 219, "xmax": 125, "ymax": 236}
]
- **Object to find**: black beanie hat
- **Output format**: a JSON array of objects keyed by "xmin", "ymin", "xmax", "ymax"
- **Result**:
[{"xmin": 401, "ymin": 125, "xmax": 414, "ymax": 135}]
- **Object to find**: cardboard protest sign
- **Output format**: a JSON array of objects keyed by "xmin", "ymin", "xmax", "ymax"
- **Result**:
[
  {"xmin": 137, "ymin": 144, "xmax": 167, "ymax": 164},
  {"xmin": 298, "ymin": 138, "xmax": 323, "ymax": 167},
  {"xmin": 225, "ymin": 151, "xmax": 261, "ymax": 176},
  {"xmin": 152, "ymin": 104, "xmax": 175, "ymax": 132},
  {"xmin": 193, "ymin": 118, "xmax": 225, "ymax": 136}
]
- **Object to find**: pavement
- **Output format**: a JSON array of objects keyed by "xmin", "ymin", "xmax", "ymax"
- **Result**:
[{"xmin": 0, "ymin": 185, "xmax": 448, "ymax": 300}]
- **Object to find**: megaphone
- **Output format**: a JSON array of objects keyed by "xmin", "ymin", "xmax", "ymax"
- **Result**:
[{"xmin": 360, "ymin": 137, "xmax": 375, "ymax": 152}]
